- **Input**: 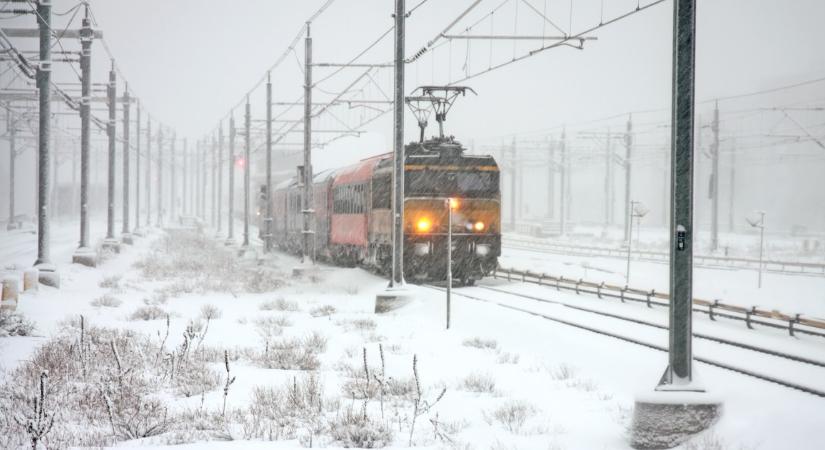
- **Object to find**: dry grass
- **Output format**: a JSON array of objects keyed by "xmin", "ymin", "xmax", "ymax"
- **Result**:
[
  {"xmin": 91, "ymin": 293, "xmax": 122, "ymax": 308},
  {"xmin": 259, "ymin": 297, "xmax": 300, "ymax": 312},
  {"xmin": 484, "ymin": 400, "xmax": 537, "ymax": 434},
  {"xmin": 129, "ymin": 305, "xmax": 166, "ymax": 321},
  {"xmin": 459, "ymin": 372, "xmax": 497, "ymax": 394},
  {"xmin": 462, "ymin": 337, "xmax": 498, "ymax": 350},
  {"xmin": 310, "ymin": 304, "xmax": 336, "ymax": 318}
]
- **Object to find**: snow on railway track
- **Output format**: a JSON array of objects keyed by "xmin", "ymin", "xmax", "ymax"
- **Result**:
[{"xmin": 426, "ymin": 282, "xmax": 825, "ymax": 398}]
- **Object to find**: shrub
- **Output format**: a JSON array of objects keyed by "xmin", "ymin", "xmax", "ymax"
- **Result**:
[
  {"xmin": 496, "ymin": 352, "xmax": 520, "ymax": 364},
  {"xmin": 254, "ymin": 333, "xmax": 327, "ymax": 371},
  {"xmin": 549, "ymin": 364, "xmax": 577, "ymax": 381},
  {"xmin": 462, "ymin": 337, "xmax": 498, "ymax": 350},
  {"xmin": 242, "ymin": 374, "xmax": 328, "ymax": 442},
  {"xmin": 328, "ymin": 407, "xmax": 393, "ymax": 448},
  {"xmin": 199, "ymin": 304, "xmax": 222, "ymax": 320},
  {"xmin": 0, "ymin": 311, "xmax": 35, "ymax": 337},
  {"xmin": 91, "ymin": 293, "xmax": 122, "ymax": 308},
  {"xmin": 338, "ymin": 318, "xmax": 376, "ymax": 332},
  {"xmin": 310, "ymin": 305, "xmax": 336, "ymax": 318},
  {"xmin": 484, "ymin": 400, "xmax": 536, "ymax": 433},
  {"xmin": 460, "ymin": 372, "xmax": 497, "ymax": 394},
  {"xmin": 99, "ymin": 274, "xmax": 121, "ymax": 289},
  {"xmin": 129, "ymin": 306, "xmax": 166, "ymax": 321},
  {"xmin": 259, "ymin": 297, "xmax": 300, "ymax": 312}
]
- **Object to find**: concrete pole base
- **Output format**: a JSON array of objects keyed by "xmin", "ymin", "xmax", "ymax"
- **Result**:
[
  {"xmin": 630, "ymin": 391, "xmax": 722, "ymax": 449},
  {"xmin": 23, "ymin": 269, "xmax": 38, "ymax": 292},
  {"xmin": 101, "ymin": 238, "xmax": 121, "ymax": 254},
  {"xmin": 132, "ymin": 228, "xmax": 145, "ymax": 237},
  {"xmin": 34, "ymin": 263, "xmax": 60, "ymax": 288},
  {"xmin": 238, "ymin": 246, "xmax": 257, "ymax": 259},
  {"xmin": 121, "ymin": 233, "xmax": 134, "ymax": 245},
  {"xmin": 72, "ymin": 247, "xmax": 98, "ymax": 267},
  {"xmin": 6, "ymin": 221, "xmax": 20, "ymax": 231},
  {"xmin": 375, "ymin": 286, "xmax": 413, "ymax": 313},
  {"xmin": 1, "ymin": 276, "xmax": 19, "ymax": 310},
  {"xmin": 225, "ymin": 238, "xmax": 236, "ymax": 247}
]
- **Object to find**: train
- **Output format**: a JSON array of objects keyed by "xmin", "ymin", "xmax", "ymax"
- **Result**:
[{"xmin": 261, "ymin": 136, "xmax": 502, "ymax": 285}]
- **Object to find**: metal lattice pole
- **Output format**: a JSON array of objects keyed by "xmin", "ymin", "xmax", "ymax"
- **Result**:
[
  {"xmin": 243, "ymin": 97, "xmax": 251, "ymax": 248},
  {"xmin": 265, "ymin": 72, "xmax": 273, "ymax": 252},
  {"xmin": 624, "ymin": 116, "xmax": 633, "ymax": 242},
  {"xmin": 227, "ymin": 115, "xmax": 235, "ymax": 243},
  {"xmin": 560, "ymin": 129, "xmax": 567, "ymax": 235},
  {"xmin": 105, "ymin": 60, "xmax": 117, "ymax": 241},
  {"xmin": 156, "ymin": 126, "xmax": 163, "ymax": 226},
  {"xmin": 217, "ymin": 121, "xmax": 223, "ymax": 234},
  {"xmin": 121, "ymin": 87, "xmax": 131, "ymax": 240},
  {"xmin": 301, "ymin": 24, "xmax": 314, "ymax": 263},
  {"xmin": 135, "ymin": 100, "xmax": 141, "ymax": 231},
  {"xmin": 710, "ymin": 101, "xmax": 720, "ymax": 251}
]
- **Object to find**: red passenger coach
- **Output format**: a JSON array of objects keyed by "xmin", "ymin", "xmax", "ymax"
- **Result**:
[{"xmin": 329, "ymin": 156, "xmax": 384, "ymax": 265}]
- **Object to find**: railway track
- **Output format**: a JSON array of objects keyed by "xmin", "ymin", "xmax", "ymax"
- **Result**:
[
  {"xmin": 426, "ymin": 282, "xmax": 825, "ymax": 398},
  {"xmin": 503, "ymin": 235, "xmax": 825, "ymax": 277}
]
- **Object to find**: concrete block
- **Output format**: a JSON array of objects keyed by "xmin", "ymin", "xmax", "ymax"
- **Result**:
[
  {"xmin": 2, "ymin": 276, "xmax": 19, "ymax": 310},
  {"xmin": 121, "ymin": 233, "xmax": 134, "ymax": 245},
  {"xmin": 35, "ymin": 264, "xmax": 60, "ymax": 288},
  {"xmin": 72, "ymin": 247, "xmax": 98, "ymax": 267},
  {"xmin": 375, "ymin": 287, "xmax": 413, "ymax": 313},
  {"xmin": 101, "ymin": 238, "xmax": 121, "ymax": 254},
  {"xmin": 23, "ymin": 269, "xmax": 38, "ymax": 292},
  {"xmin": 631, "ymin": 391, "xmax": 722, "ymax": 449}
]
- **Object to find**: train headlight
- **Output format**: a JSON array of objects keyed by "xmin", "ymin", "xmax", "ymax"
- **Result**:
[
  {"xmin": 473, "ymin": 221, "xmax": 485, "ymax": 232},
  {"xmin": 476, "ymin": 244, "xmax": 491, "ymax": 256},
  {"xmin": 414, "ymin": 242, "xmax": 430, "ymax": 256},
  {"xmin": 416, "ymin": 218, "xmax": 432, "ymax": 233}
]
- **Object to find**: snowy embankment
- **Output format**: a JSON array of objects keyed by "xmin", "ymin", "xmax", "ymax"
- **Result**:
[{"xmin": 0, "ymin": 224, "xmax": 823, "ymax": 449}]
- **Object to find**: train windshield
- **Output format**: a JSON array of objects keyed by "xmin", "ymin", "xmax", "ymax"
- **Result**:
[{"xmin": 406, "ymin": 170, "xmax": 499, "ymax": 197}]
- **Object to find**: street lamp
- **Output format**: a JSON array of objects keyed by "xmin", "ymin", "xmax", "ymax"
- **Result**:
[
  {"xmin": 626, "ymin": 200, "xmax": 648, "ymax": 283},
  {"xmin": 445, "ymin": 197, "xmax": 457, "ymax": 330},
  {"xmin": 746, "ymin": 211, "xmax": 766, "ymax": 288}
]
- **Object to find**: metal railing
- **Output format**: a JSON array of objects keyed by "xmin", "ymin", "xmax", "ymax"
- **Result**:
[
  {"xmin": 492, "ymin": 266, "xmax": 825, "ymax": 339},
  {"xmin": 503, "ymin": 236, "xmax": 825, "ymax": 276}
]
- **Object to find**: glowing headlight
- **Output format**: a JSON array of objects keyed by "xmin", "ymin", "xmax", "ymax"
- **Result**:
[
  {"xmin": 473, "ymin": 221, "xmax": 485, "ymax": 232},
  {"xmin": 414, "ymin": 242, "xmax": 430, "ymax": 256},
  {"xmin": 416, "ymin": 218, "xmax": 432, "ymax": 233},
  {"xmin": 476, "ymin": 244, "xmax": 491, "ymax": 256}
]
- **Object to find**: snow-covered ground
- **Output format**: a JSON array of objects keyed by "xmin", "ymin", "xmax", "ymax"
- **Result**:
[
  {"xmin": 499, "ymin": 246, "xmax": 825, "ymax": 320},
  {"xmin": 1, "ymin": 220, "xmax": 824, "ymax": 449}
]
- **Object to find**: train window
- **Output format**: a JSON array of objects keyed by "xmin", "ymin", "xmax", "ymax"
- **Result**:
[
  {"xmin": 406, "ymin": 170, "xmax": 498, "ymax": 197},
  {"xmin": 372, "ymin": 175, "xmax": 391, "ymax": 209}
]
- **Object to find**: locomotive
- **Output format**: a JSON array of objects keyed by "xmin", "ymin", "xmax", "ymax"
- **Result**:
[{"xmin": 266, "ymin": 86, "xmax": 501, "ymax": 285}]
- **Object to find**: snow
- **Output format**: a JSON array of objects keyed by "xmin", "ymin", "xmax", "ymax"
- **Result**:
[{"xmin": 1, "ymin": 219, "xmax": 824, "ymax": 449}]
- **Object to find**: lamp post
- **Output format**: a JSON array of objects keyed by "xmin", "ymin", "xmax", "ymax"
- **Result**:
[
  {"xmin": 446, "ymin": 197, "xmax": 455, "ymax": 330},
  {"xmin": 626, "ymin": 200, "xmax": 648, "ymax": 283},
  {"xmin": 747, "ymin": 211, "xmax": 766, "ymax": 288}
]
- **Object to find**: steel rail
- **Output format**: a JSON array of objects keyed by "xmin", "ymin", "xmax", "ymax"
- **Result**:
[{"xmin": 427, "ymin": 285, "xmax": 825, "ymax": 399}]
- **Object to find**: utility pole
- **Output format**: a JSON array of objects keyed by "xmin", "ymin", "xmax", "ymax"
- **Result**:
[
  {"xmin": 182, "ymin": 138, "xmax": 187, "ymax": 216},
  {"xmin": 710, "ymin": 100, "xmax": 720, "ymax": 251},
  {"xmin": 728, "ymin": 138, "xmax": 736, "ymax": 233},
  {"xmin": 35, "ymin": 0, "xmax": 58, "ymax": 285},
  {"xmin": 264, "ymin": 72, "xmax": 273, "ymax": 252},
  {"xmin": 660, "ymin": 0, "xmax": 696, "ymax": 389},
  {"xmin": 243, "ymin": 96, "xmax": 251, "ymax": 249},
  {"xmin": 103, "ymin": 59, "xmax": 119, "ymax": 252},
  {"xmin": 226, "ymin": 115, "xmax": 236, "ymax": 245},
  {"xmin": 134, "ymin": 100, "xmax": 141, "ymax": 234},
  {"xmin": 217, "ymin": 121, "xmax": 223, "ymax": 235},
  {"xmin": 156, "ymin": 126, "xmax": 163, "ymax": 227},
  {"xmin": 121, "ymin": 86, "xmax": 132, "ymax": 244},
  {"xmin": 194, "ymin": 139, "xmax": 200, "ymax": 219},
  {"xmin": 623, "ymin": 115, "xmax": 633, "ymax": 243},
  {"xmin": 211, "ymin": 133, "xmax": 217, "ymax": 228},
  {"xmin": 170, "ymin": 132, "xmax": 176, "ymax": 223},
  {"xmin": 510, "ymin": 138, "xmax": 517, "ymax": 229},
  {"xmin": 547, "ymin": 138, "xmax": 555, "ymax": 220},
  {"xmin": 604, "ymin": 129, "xmax": 612, "ymax": 228},
  {"xmin": 6, "ymin": 113, "xmax": 16, "ymax": 231},
  {"xmin": 560, "ymin": 129, "xmax": 567, "ymax": 236},
  {"xmin": 145, "ymin": 118, "xmax": 151, "ymax": 227},
  {"xmin": 201, "ymin": 135, "xmax": 206, "ymax": 220},
  {"xmin": 301, "ymin": 23, "xmax": 314, "ymax": 264}
]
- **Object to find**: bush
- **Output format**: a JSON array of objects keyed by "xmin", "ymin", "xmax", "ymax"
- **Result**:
[
  {"xmin": 496, "ymin": 352, "xmax": 520, "ymax": 364},
  {"xmin": 200, "ymin": 304, "xmax": 222, "ymax": 320},
  {"xmin": 462, "ymin": 337, "xmax": 498, "ymax": 350},
  {"xmin": 549, "ymin": 364, "xmax": 577, "ymax": 381},
  {"xmin": 172, "ymin": 359, "xmax": 221, "ymax": 397},
  {"xmin": 0, "ymin": 311, "xmax": 35, "ymax": 337},
  {"xmin": 259, "ymin": 297, "xmax": 300, "ymax": 312},
  {"xmin": 129, "ymin": 306, "xmax": 166, "ymax": 321},
  {"xmin": 484, "ymin": 400, "xmax": 536, "ymax": 433},
  {"xmin": 99, "ymin": 274, "xmax": 122, "ymax": 289},
  {"xmin": 328, "ymin": 407, "xmax": 393, "ymax": 448},
  {"xmin": 310, "ymin": 305, "xmax": 336, "ymax": 318},
  {"xmin": 460, "ymin": 372, "xmax": 497, "ymax": 394},
  {"xmin": 91, "ymin": 293, "xmax": 122, "ymax": 308},
  {"xmin": 242, "ymin": 374, "xmax": 329, "ymax": 442},
  {"xmin": 254, "ymin": 332, "xmax": 327, "ymax": 371}
]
